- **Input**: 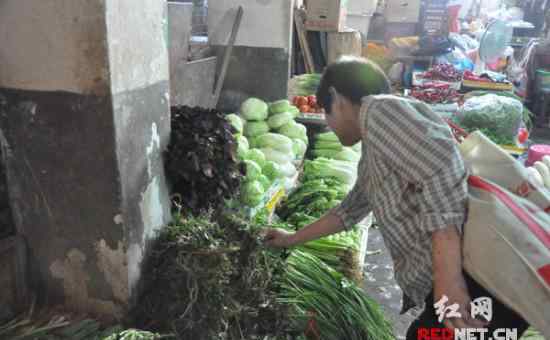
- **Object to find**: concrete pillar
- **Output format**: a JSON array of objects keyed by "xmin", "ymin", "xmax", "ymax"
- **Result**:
[
  {"xmin": 0, "ymin": 0, "xmax": 171, "ymax": 319},
  {"xmin": 208, "ymin": 0, "xmax": 294, "ymax": 111}
]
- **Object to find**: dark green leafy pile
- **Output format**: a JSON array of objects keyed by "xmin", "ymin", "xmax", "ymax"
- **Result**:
[
  {"xmin": 132, "ymin": 212, "xmax": 294, "ymax": 340},
  {"xmin": 164, "ymin": 106, "xmax": 244, "ymax": 216}
]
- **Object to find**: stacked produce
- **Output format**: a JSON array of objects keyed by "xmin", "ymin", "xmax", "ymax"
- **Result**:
[
  {"xmin": 235, "ymin": 97, "xmax": 309, "ymax": 208},
  {"xmin": 292, "ymin": 73, "xmax": 322, "ymax": 97},
  {"xmin": 453, "ymin": 94, "xmax": 525, "ymax": 146},
  {"xmin": 312, "ymin": 131, "xmax": 361, "ymax": 164},
  {"xmin": 164, "ymin": 106, "xmax": 244, "ymax": 216},
  {"xmin": 279, "ymin": 251, "xmax": 394, "ymax": 340},
  {"xmin": 292, "ymin": 95, "xmax": 323, "ymax": 114},
  {"xmin": 410, "ymin": 84, "xmax": 461, "ymax": 104},
  {"xmin": 526, "ymin": 156, "xmax": 550, "ymax": 189},
  {"xmin": 133, "ymin": 212, "xmax": 293, "ymax": 340},
  {"xmin": 419, "ymin": 63, "xmax": 462, "ymax": 82}
]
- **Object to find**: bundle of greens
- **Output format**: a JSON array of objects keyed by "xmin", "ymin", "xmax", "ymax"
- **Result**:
[
  {"xmin": 164, "ymin": 106, "xmax": 244, "ymax": 216},
  {"xmin": 132, "ymin": 212, "xmax": 293, "ymax": 340},
  {"xmin": 279, "ymin": 251, "xmax": 394, "ymax": 340},
  {"xmin": 292, "ymin": 74, "xmax": 322, "ymax": 97},
  {"xmin": 311, "ymin": 132, "xmax": 361, "ymax": 163}
]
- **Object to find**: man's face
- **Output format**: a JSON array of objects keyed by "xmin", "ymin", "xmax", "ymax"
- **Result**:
[{"xmin": 325, "ymin": 98, "xmax": 361, "ymax": 147}]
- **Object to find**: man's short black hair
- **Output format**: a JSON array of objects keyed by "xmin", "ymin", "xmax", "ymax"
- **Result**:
[{"xmin": 316, "ymin": 57, "xmax": 392, "ymax": 114}]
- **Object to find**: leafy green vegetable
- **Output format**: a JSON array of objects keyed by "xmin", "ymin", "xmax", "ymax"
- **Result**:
[
  {"xmin": 289, "ymin": 106, "xmax": 300, "ymax": 118},
  {"xmin": 258, "ymin": 174, "xmax": 272, "ymax": 191},
  {"xmin": 245, "ymin": 148, "xmax": 266, "ymax": 168},
  {"xmin": 334, "ymin": 148, "xmax": 360, "ymax": 162},
  {"xmin": 292, "ymin": 139, "xmax": 308, "ymax": 159},
  {"xmin": 455, "ymin": 94, "xmax": 523, "ymax": 143},
  {"xmin": 293, "ymin": 73, "xmax": 322, "ymax": 96},
  {"xmin": 236, "ymin": 135, "xmax": 249, "ymax": 160},
  {"xmin": 267, "ymin": 112, "xmax": 294, "ymax": 129},
  {"xmin": 260, "ymin": 147, "xmax": 294, "ymax": 165},
  {"xmin": 241, "ymin": 180, "xmax": 265, "ymax": 206},
  {"xmin": 255, "ymin": 133, "xmax": 294, "ymax": 154},
  {"xmin": 244, "ymin": 160, "xmax": 262, "ymax": 181},
  {"xmin": 244, "ymin": 121, "xmax": 270, "ymax": 138},
  {"xmin": 269, "ymin": 100, "xmax": 292, "ymax": 115},
  {"xmin": 278, "ymin": 121, "xmax": 308, "ymax": 142},
  {"xmin": 280, "ymin": 251, "xmax": 394, "ymax": 340},
  {"xmin": 316, "ymin": 131, "xmax": 340, "ymax": 143},
  {"xmin": 279, "ymin": 161, "xmax": 297, "ymax": 178},
  {"xmin": 262, "ymin": 161, "xmax": 283, "ymax": 180},
  {"xmin": 225, "ymin": 113, "xmax": 244, "ymax": 133},
  {"xmin": 240, "ymin": 98, "xmax": 268, "ymax": 121}
]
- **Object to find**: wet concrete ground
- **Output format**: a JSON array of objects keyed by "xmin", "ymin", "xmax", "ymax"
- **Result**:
[{"xmin": 362, "ymin": 227, "xmax": 420, "ymax": 339}]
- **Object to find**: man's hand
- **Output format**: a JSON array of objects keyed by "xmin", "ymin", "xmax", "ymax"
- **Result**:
[
  {"xmin": 432, "ymin": 226, "xmax": 488, "ymax": 330},
  {"xmin": 263, "ymin": 228, "xmax": 295, "ymax": 248},
  {"xmin": 433, "ymin": 271, "xmax": 488, "ymax": 329}
]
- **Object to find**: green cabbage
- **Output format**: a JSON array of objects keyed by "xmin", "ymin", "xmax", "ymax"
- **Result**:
[
  {"xmin": 314, "ymin": 140, "xmax": 343, "ymax": 151},
  {"xmin": 241, "ymin": 98, "xmax": 268, "ymax": 121},
  {"xmin": 289, "ymin": 106, "xmax": 300, "ymax": 118},
  {"xmin": 236, "ymin": 135, "xmax": 249, "ymax": 160},
  {"xmin": 351, "ymin": 142, "xmax": 361, "ymax": 153},
  {"xmin": 267, "ymin": 112, "xmax": 294, "ymax": 129},
  {"xmin": 317, "ymin": 131, "xmax": 339, "ymax": 143},
  {"xmin": 269, "ymin": 100, "xmax": 292, "ymax": 115},
  {"xmin": 226, "ymin": 113, "xmax": 243, "ymax": 133},
  {"xmin": 245, "ymin": 149, "xmax": 266, "ymax": 168},
  {"xmin": 333, "ymin": 148, "xmax": 360, "ymax": 162},
  {"xmin": 244, "ymin": 160, "xmax": 262, "ymax": 181},
  {"xmin": 258, "ymin": 174, "xmax": 272, "ymax": 191},
  {"xmin": 313, "ymin": 149, "xmax": 339, "ymax": 158},
  {"xmin": 255, "ymin": 133, "xmax": 293, "ymax": 154},
  {"xmin": 279, "ymin": 121, "xmax": 308, "ymax": 142},
  {"xmin": 244, "ymin": 121, "xmax": 270, "ymax": 138},
  {"xmin": 293, "ymin": 139, "xmax": 307, "ymax": 159},
  {"xmin": 262, "ymin": 161, "xmax": 283, "ymax": 180},
  {"xmin": 260, "ymin": 148, "xmax": 294, "ymax": 165},
  {"xmin": 241, "ymin": 180, "xmax": 265, "ymax": 206},
  {"xmin": 279, "ymin": 161, "xmax": 297, "ymax": 178}
]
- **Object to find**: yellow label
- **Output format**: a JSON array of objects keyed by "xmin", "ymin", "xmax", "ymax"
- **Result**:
[{"xmin": 266, "ymin": 188, "xmax": 286, "ymax": 213}]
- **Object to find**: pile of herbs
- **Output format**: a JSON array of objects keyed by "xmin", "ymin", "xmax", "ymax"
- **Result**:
[
  {"xmin": 132, "ymin": 211, "xmax": 296, "ymax": 340},
  {"xmin": 164, "ymin": 106, "xmax": 244, "ymax": 216}
]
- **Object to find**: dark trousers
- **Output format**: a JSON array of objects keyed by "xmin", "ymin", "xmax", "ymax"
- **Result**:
[{"xmin": 406, "ymin": 273, "xmax": 529, "ymax": 340}]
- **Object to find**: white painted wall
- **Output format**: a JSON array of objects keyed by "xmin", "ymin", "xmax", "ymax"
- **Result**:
[
  {"xmin": 105, "ymin": 0, "xmax": 170, "ymax": 94},
  {"xmin": 0, "ymin": 0, "xmax": 110, "ymax": 94},
  {"xmin": 208, "ymin": 0, "xmax": 294, "ymax": 50}
]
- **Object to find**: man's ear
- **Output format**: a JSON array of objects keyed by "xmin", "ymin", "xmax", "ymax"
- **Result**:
[{"xmin": 328, "ymin": 86, "xmax": 342, "ymax": 108}]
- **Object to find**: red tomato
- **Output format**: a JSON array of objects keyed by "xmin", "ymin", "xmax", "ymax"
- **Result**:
[
  {"xmin": 518, "ymin": 128, "xmax": 529, "ymax": 144},
  {"xmin": 296, "ymin": 97, "xmax": 309, "ymax": 107},
  {"xmin": 298, "ymin": 105, "xmax": 311, "ymax": 113},
  {"xmin": 307, "ymin": 95, "xmax": 317, "ymax": 106}
]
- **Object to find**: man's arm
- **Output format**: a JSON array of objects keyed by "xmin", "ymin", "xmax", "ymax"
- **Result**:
[
  {"xmin": 264, "ymin": 212, "xmax": 345, "ymax": 247},
  {"xmin": 432, "ymin": 226, "xmax": 487, "ymax": 329}
]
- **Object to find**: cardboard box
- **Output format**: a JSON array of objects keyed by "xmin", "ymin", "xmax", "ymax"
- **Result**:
[{"xmin": 305, "ymin": 0, "xmax": 348, "ymax": 32}]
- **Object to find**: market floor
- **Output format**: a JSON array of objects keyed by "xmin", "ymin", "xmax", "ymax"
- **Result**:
[{"xmin": 362, "ymin": 227, "xmax": 421, "ymax": 339}]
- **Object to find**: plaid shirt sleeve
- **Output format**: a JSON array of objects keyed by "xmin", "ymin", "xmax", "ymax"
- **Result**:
[{"xmin": 366, "ymin": 96, "xmax": 468, "ymax": 233}]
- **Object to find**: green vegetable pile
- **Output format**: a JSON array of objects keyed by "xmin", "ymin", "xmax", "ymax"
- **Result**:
[
  {"xmin": 311, "ymin": 132, "xmax": 361, "ymax": 163},
  {"xmin": 292, "ymin": 73, "xmax": 322, "ymax": 97},
  {"xmin": 232, "ymin": 97, "xmax": 310, "ymax": 209},
  {"xmin": 132, "ymin": 212, "xmax": 294, "ymax": 340},
  {"xmin": 279, "ymin": 251, "xmax": 394, "ymax": 340},
  {"xmin": 454, "ymin": 93, "xmax": 525, "ymax": 146}
]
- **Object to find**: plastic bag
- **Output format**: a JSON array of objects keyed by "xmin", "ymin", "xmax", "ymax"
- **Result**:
[{"xmin": 455, "ymin": 94, "xmax": 524, "ymax": 141}]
